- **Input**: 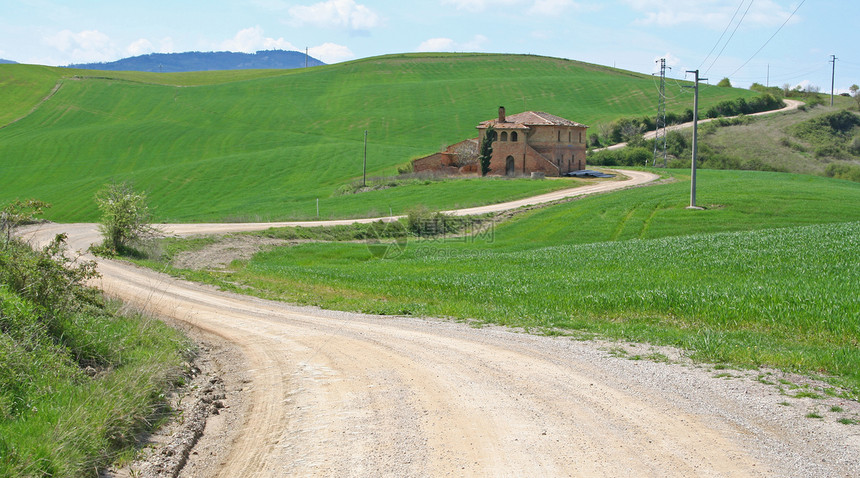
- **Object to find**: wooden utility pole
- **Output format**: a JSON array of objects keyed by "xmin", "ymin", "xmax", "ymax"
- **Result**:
[
  {"xmin": 362, "ymin": 130, "xmax": 368, "ymax": 188},
  {"xmin": 685, "ymin": 70, "xmax": 706, "ymax": 209}
]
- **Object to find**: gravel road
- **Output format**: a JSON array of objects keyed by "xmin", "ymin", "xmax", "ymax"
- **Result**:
[{"xmin": 20, "ymin": 168, "xmax": 860, "ymax": 477}]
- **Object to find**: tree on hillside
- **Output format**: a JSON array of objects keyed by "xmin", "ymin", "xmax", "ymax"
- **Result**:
[
  {"xmin": 717, "ymin": 77, "xmax": 732, "ymax": 88},
  {"xmin": 479, "ymin": 126, "xmax": 496, "ymax": 177},
  {"xmin": 95, "ymin": 182, "xmax": 158, "ymax": 253},
  {"xmin": 850, "ymin": 84, "xmax": 860, "ymax": 109}
]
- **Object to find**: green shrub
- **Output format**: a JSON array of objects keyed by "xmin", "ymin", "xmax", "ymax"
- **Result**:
[
  {"xmin": 588, "ymin": 147, "xmax": 652, "ymax": 167},
  {"xmin": 815, "ymin": 145, "xmax": 845, "ymax": 158},
  {"xmin": 0, "ymin": 237, "xmax": 190, "ymax": 476},
  {"xmin": 95, "ymin": 182, "xmax": 158, "ymax": 255},
  {"xmin": 405, "ymin": 206, "xmax": 473, "ymax": 237},
  {"xmin": 789, "ymin": 111, "xmax": 860, "ymax": 159},
  {"xmin": 850, "ymin": 137, "xmax": 860, "ymax": 155},
  {"xmin": 824, "ymin": 163, "xmax": 860, "ymax": 182}
]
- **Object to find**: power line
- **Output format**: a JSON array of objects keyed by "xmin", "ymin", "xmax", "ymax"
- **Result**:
[
  {"xmin": 731, "ymin": 62, "xmax": 828, "ymax": 82},
  {"xmin": 728, "ymin": 0, "xmax": 807, "ymax": 78},
  {"xmin": 704, "ymin": 0, "xmax": 755, "ymax": 76},
  {"xmin": 698, "ymin": 0, "xmax": 748, "ymax": 71}
]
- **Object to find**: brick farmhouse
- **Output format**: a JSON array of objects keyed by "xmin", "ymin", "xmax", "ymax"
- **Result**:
[{"xmin": 413, "ymin": 107, "xmax": 589, "ymax": 176}]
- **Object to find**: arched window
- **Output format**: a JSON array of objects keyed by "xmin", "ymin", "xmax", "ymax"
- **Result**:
[
  {"xmin": 500, "ymin": 131, "xmax": 508, "ymax": 142},
  {"xmin": 511, "ymin": 131, "xmax": 518, "ymax": 142},
  {"xmin": 488, "ymin": 130, "xmax": 497, "ymax": 141},
  {"xmin": 568, "ymin": 131, "xmax": 572, "ymax": 143}
]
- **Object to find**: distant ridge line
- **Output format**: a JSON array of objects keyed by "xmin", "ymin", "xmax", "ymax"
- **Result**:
[{"xmin": 66, "ymin": 50, "xmax": 325, "ymax": 73}]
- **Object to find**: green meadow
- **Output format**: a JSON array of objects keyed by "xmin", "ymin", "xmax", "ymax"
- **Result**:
[
  {"xmin": 147, "ymin": 170, "xmax": 860, "ymax": 394},
  {"xmin": 0, "ymin": 54, "xmax": 760, "ymax": 223}
]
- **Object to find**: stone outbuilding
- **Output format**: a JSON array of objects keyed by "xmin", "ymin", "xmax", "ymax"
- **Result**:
[
  {"xmin": 477, "ymin": 107, "xmax": 588, "ymax": 176},
  {"xmin": 412, "ymin": 107, "xmax": 588, "ymax": 177}
]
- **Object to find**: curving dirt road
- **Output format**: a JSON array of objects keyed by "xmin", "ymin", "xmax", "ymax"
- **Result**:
[
  {"xmin": 20, "ymin": 168, "xmax": 859, "ymax": 477},
  {"xmin": 600, "ymin": 99, "xmax": 804, "ymax": 151}
]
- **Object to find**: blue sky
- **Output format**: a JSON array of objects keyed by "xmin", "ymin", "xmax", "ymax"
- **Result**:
[{"xmin": 2, "ymin": 0, "xmax": 857, "ymax": 92}]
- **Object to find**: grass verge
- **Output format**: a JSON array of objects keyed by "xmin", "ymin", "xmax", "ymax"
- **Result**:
[{"xmin": 0, "ymin": 236, "xmax": 191, "ymax": 477}]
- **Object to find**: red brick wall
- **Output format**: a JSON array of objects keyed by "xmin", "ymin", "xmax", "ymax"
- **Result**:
[{"xmin": 482, "ymin": 124, "xmax": 588, "ymax": 176}]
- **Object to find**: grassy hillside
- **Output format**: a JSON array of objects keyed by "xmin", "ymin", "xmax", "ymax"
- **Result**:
[
  {"xmin": 703, "ymin": 104, "xmax": 860, "ymax": 177},
  {"xmin": 0, "ymin": 65, "xmax": 64, "ymax": 126},
  {"xmin": 141, "ymin": 170, "xmax": 860, "ymax": 394},
  {"xmin": 0, "ymin": 54, "xmax": 760, "ymax": 222},
  {"xmin": 590, "ymin": 99, "xmax": 860, "ymax": 178}
]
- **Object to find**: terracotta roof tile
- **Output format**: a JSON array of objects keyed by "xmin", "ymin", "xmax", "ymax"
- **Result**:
[{"xmin": 477, "ymin": 111, "xmax": 588, "ymax": 129}]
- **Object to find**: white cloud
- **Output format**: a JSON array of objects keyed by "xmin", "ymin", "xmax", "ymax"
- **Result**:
[
  {"xmin": 793, "ymin": 79, "xmax": 821, "ymax": 93},
  {"xmin": 43, "ymin": 29, "xmax": 117, "ymax": 63},
  {"xmin": 221, "ymin": 27, "xmax": 297, "ymax": 53},
  {"xmin": 416, "ymin": 35, "xmax": 488, "ymax": 53},
  {"xmin": 127, "ymin": 39, "xmax": 154, "ymax": 57},
  {"xmin": 158, "ymin": 37, "xmax": 176, "ymax": 54},
  {"xmin": 530, "ymin": 0, "xmax": 572, "ymax": 15},
  {"xmin": 289, "ymin": 0, "xmax": 381, "ymax": 31},
  {"xmin": 652, "ymin": 52, "xmax": 682, "ymax": 72},
  {"xmin": 417, "ymin": 38, "xmax": 455, "ymax": 52},
  {"xmin": 443, "ymin": 0, "xmax": 595, "ymax": 14},
  {"xmin": 218, "ymin": 28, "xmax": 351, "ymax": 63},
  {"xmin": 441, "ymin": 0, "xmax": 515, "ymax": 12},
  {"xmin": 623, "ymin": 0, "xmax": 796, "ymax": 29},
  {"xmin": 251, "ymin": 0, "xmax": 290, "ymax": 10},
  {"xmin": 308, "ymin": 42, "xmax": 355, "ymax": 63}
]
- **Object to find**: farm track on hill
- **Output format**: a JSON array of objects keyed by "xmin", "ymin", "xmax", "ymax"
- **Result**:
[
  {"xmin": 600, "ymin": 99, "xmax": 804, "ymax": 151},
  {"xmin": 21, "ymin": 168, "xmax": 860, "ymax": 477}
]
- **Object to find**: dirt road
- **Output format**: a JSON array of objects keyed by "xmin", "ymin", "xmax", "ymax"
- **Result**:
[
  {"xmin": 600, "ymin": 99, "xmax": 804, "ymax": 151},
  {"xmin": 20, "ymin": 168, "xmax": 859, "ymax": 477}
]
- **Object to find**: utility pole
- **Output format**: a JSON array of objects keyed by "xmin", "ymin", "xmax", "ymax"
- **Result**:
[
  {"xmin": 830, "ymin": 54, "xmax": 837, "ymax": 106},
  {"xmin": 362, "ymin": 130, "xmax": 368, "ymax": 188},
  {"xmin": 684, "ymin": 70, "xmax": 707, "ymax": 209},
  {"xmin": 305, "ymin": 47, "xmax": 309, "ymax": 68},
  {"xmin": 652, "ymin": 58, "xmax": 670, "ymax": 167}
]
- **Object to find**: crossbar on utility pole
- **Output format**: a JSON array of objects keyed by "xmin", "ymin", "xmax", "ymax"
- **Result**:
[
  {"xmin": 362, "ymin": 130, "xmax": 368, "ymax": 188},
  {"xmin": 684, "ymin": 70, "xmax": 706, "ymax": 209}
]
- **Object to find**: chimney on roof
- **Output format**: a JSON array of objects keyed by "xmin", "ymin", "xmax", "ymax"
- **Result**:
[{"xmin": 498, "ymin": 106, "xmax": 506, "ymax": 123}]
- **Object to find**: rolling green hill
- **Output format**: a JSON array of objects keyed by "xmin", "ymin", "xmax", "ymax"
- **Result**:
[{"xmin": 0, "ymin": 54, "xmax": 761, "ymax": 222}]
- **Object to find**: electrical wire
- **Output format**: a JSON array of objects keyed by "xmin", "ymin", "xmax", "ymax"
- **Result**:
[
  {"xmin": 730, "ymin": 62, "xmax": 826, "ymax": 81},
  {"xmin": 704, "ymin": 0, "xmax": 755, "ymax": 76},
  {"xmin": 652, "ymin": 72, "xmax": 681, "ymax": 100},
  {"xmin": 728, "ymin": 0, "xmax": 807, "ymax": 78},
  {"xmin": 698, "ymin": 0, "xmax": 747, "ymax": 71}
]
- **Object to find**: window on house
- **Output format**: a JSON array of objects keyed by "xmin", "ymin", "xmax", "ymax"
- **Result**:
[
  {"xmin": 568, "ymin": 131, "xmax": 571, "ymax": 143},
  {"xmin": 558, "ymin": 130, "xmax": 561, "ymax": 142},
  {"xmin": 579, "ymin": 131, "xmax": 582, "ymax": 143},
  {"xmin": 511, "ymin": 131, "xmax": 518, "ymax": 142},
  {"xmin": 500, "ymin": 131, "xmax": 508, "ymax": 142}
]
